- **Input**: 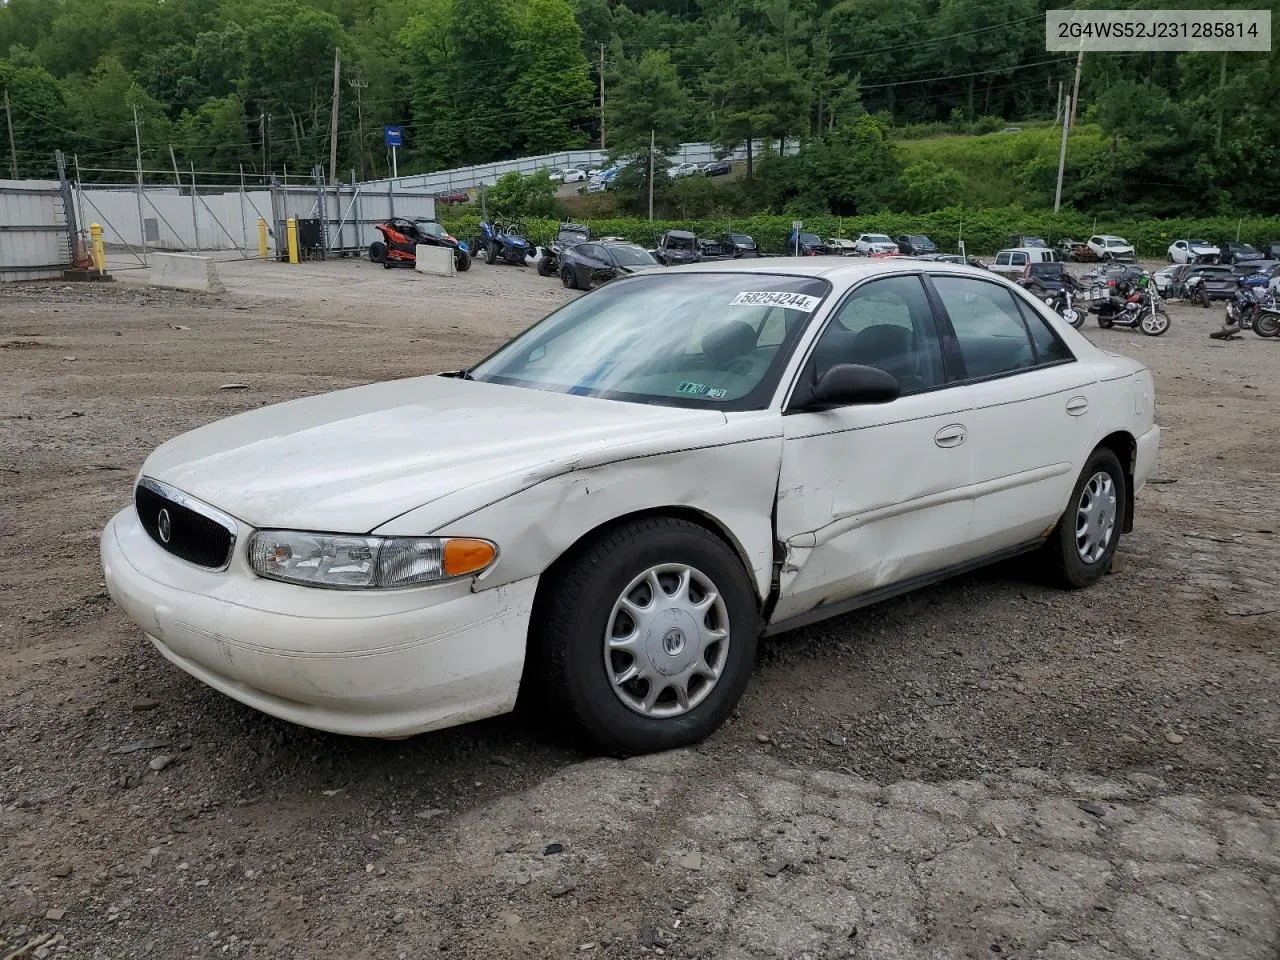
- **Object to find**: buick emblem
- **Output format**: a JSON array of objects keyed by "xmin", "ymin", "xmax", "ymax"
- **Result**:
[
  {"xmin": 157, "ymin": 508, "xmax": 172, "ymax": 544},
  {"xmin": 662, "ymin": 627, "xmax": 686, "ymax": 657}
]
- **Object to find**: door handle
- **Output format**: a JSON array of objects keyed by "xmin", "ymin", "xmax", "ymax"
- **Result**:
[
  {"xmin": 1066, "ymin": 396, "xmax": 1090, "ymax": 417},
  {"xmin": 934, "ymin": 424, "xmax": 967, "ymax": 448}
]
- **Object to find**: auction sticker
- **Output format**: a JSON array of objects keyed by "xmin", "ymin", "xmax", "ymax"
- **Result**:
[{"xmin": 730, "ymin": 291, "xmax": 821, "ymax": 311}]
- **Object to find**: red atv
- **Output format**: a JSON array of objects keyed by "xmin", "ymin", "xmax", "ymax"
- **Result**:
[{"xmin": 369, "ymin": 218, "xmax": 471, "ymax": 271}]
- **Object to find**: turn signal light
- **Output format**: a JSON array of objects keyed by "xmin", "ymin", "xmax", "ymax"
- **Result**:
[{"xmin": 443, "ymin": 538, "xmax": 498, "ymax": 577}]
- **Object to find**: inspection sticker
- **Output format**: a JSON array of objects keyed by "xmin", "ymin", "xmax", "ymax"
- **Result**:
[{"xmin": 730, "ymin": 291, "xmax": 821, "ymax": 311}]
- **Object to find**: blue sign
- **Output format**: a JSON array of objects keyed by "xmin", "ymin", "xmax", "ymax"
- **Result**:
[{"xmin": 384, "ymin": 125, "xmax": 402, "ymax": 147}]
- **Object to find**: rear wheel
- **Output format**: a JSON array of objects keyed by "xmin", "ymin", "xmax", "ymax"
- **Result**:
[
  {"xmin": 1041, "ymin": 447, "xmax": 1126, "ymax": 589},
  {"xmin": 1254, "ymin": 312, "xmax": 1280, "ymax": 338},
  {"xmin": 454, "ymin": 249, "xmax": 471, "ymax": 272},
  {"xmin": 368, "ymin": 241, "xmax": 387, "ymax": 264},
  {"xmin": 484, "ymin": 241, "xmax": 496, "ymax": 265},
  {"xmin": 524, "ymin": 517, "xmax": 759, "ymax": 755}
]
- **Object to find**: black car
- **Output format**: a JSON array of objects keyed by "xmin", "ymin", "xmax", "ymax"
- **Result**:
[
  {"xmin": 1019, "ymin": 261, "xmax": 1076, "ymax": 296},
  {"xmin": 536, "ymin": 221, "xmax": 591, "ymax": 277},
  {"xmin": 653, "ymin": 230, "xmax": 700, "ymax": 265},
  {"xmin": 896, "ymin": 234, "xmax": 938, "ymax": 255},
  {"xmin": 1173, "ymin": 264, "xmax": 1237, "ymax": 300},
  {"xmin": 789, "ymin": 232, "xmax": 833, "ymax": 256},
  {"xmin": 1262, "ymin": 241, "xmax": 1280, "ymax": 260},
  {"xmin": 1218, "ymin": 242, "xmax": 1262, "ymax": 264},
  {"xmin": 695, "ymin": 237, "xmax": 738, "ymax": 261},
  {"xmin": 559, "ymin": 240, "xmax": 659, "ymax": 290},
  {"xmin": 703, "ymin": 160, "xmax": 732, "ymax": 176},
  {"xmin": 718, "ymin": 233, "xmax": 760, "ymax": 257},
  {"xmin": 1231, "ymin": 259, "xmax": 1276, "ymax": 278}
]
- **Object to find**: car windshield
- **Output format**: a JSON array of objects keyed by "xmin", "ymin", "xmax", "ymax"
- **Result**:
[
  {"xmin": 469, "ymin": 273, "xmax": 830, "ymax": 410},
  {"xmin": 799, "ymin": 233, "xmax": 822, "ymax": 244},
  {"xmin": 910, "ymin": 236, "xmax": 931, "ymax": 243},
  {"xmin": 866, "ymin": 235, "xmax": 891, "ymax": 243},
  {"xmin": 1105, "ymin": 238, "xmax": 1129, "ymax": 247},
  {"xmin": 606, "ymin": 244, "xmax": 657, "ymax": 266},
  {"xmin": 665, "ymin": 235, "xmax": 695, "ymax": 250},
  {"xmin": 1029, "ymin": 263, "xmax": 1061, "ymax": 277},
  {"xmin": 731, "ymin": 234, "xmax": 753, "ymax": 244},
  {"xmin": 414, "ymin": 220, "xmax": 447, "ymax": 238},
  {"xmin": 1188, "ymin": 239, "xmax": 1209, "ymax": 246}
]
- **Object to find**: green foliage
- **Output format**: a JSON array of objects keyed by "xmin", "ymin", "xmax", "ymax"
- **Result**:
[
  {"xmin": 484, "ymin": 170, "xmax": 560, "ymax": 218},
  {"xmin": 442, "ymin": 207, "xmax": 1280, "ymax": 258},
  {"xmin": 0, "ymin": 58, "xmax": 70, "ymax": 177}
]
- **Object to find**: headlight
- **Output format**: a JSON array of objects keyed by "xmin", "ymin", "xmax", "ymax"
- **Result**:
[{"xmin": 247, "ymin": 531, "xmax": 497, "ymax": 589}]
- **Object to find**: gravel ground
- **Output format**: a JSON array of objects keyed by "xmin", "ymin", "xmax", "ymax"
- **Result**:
[{"xmin": 1, "ymin": 262, "xmax": 1277, "ymax": 959}]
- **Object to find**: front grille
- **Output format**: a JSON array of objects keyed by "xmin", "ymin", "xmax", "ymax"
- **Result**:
[{"xmin": 135, "ymin": 481, "xmax": 235, "ymax": 569}]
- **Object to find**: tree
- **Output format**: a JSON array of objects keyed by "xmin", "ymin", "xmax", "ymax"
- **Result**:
[
  {"xmin": 508, "ymin": 0, "xmax": 594, "ymax": 155},
  {"xmin": 485, "ymin": 169, "xmax": 559, "ymax": 218},
  {"xmin": 0, "ymin": 58, "xmax": 70, "ymax": 176}
]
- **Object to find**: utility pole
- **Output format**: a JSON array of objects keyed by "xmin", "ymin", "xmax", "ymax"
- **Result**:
[
  {"xmin": 1054, "ymin": 81, "xmax": 1063, "ymax": 124},
  {"xmin": 1054, "ymin": 94, "xmax": 1071, "ymax": 213},
  {"xmin": 168, "ymin": 144, "xmax": 182, "ymax": 187},
  {"xmin": 1215, "ymin": 52, "xmax": 1227, "ymax": 148},
  {"xmin": 132, "ymin": 105, "xmax": 148, "ymax": 264},
  {"xmin": 1069, "ymin": 50, "xmax": 1083, "ymax": 126},
  {"xmin": 647, "ymin": 129, "xmax": 654, "ymax": 222},
  {"xmin": 347, "ymin": 74, "xmax": 368, "ymax": 180},
  {"xmin": 3, "ymin": 89, "xmax": 17, "ymax": 179},
  {"xmin": 328, "ymin": 47, "xmax": 342, "ymax": 185},
  {"xmin": 599, "ymin": 43, "xmax": 606, "ymax": 149}
]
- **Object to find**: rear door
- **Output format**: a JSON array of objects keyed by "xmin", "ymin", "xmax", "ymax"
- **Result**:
[{"xmin": 926, "ymin": 273, "xmax": 1100, "ymax": 554}]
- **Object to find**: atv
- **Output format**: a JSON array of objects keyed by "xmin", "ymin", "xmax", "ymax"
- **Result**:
[
  {"xmin": 369, "ymin": 218, "xmax": 471, "ymax": 271},
  {"xmin": 536, "ymin": 222, "xmax": 591, "ymax": 277},
  {"xmin": 473, "ymin": 217, "xmax": 534, "ymax": 266}
]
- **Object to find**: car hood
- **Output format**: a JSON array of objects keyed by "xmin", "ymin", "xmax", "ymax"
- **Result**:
[{"xmin": 139, "ymin": 376, "xmax": 726, "ymax": 533}]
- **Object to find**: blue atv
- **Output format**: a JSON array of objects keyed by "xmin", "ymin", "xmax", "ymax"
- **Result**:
[{"xmin": 475, "ymin": 217, "xmax": 534, "ymax": 266}]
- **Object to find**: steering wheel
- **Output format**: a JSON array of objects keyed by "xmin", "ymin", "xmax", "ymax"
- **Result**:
[{"xmin": 725, "ymin": 356, "xmax": 756, "ymax": 377}]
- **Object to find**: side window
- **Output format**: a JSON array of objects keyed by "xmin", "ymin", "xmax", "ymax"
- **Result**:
[
  {"xmin": 931, "ymin": 276, "xmax": 1037, "ymax": 380},
  {"xmin": 808, "ymin": 275, "xmax": 945, "ymax": 396},
  {"xmin": 578, "ymin": 244, "xmax": 603, "ymax": 261},
  {"xmin": 1016, "ymin": 300, "xmax": 1074, "ymax": 364},
  {"xmin": 995, "ymin": 253, "xmax": 1011, "ymax": 266},
  {"xmin": 1012, "ymin": 253, "xmax": 1028, "ymax": 266}
]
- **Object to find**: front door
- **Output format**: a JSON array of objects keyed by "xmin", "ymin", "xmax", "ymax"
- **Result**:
[{"xmin": 772, "ymin": 274, "xmax": 976, "ymax": 624}]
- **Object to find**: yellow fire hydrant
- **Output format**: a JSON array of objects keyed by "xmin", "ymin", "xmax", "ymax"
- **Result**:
[
  {"xmin": 257, "ymin": 218, "xmax": 269, "ymax": 260},
  {"xmin": 286, "ymin": 217, "xmax": 299, "ymax": 264},
  {"xmin": 89, "ymin": 223, "xmax": 106, "ymax": 273}
]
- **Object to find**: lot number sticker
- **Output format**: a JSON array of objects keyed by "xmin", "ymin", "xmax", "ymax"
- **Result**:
[{"xmin": 730, "ymin": 291, "xmax": 821, "ymax": 311}]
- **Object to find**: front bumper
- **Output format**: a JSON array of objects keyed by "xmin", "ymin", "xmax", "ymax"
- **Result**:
[{"xmin": 101, "ymin": 508, "xmax": 536, "ymax": 738}]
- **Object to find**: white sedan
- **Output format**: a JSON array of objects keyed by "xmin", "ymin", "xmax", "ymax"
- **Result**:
[
  {"xmin": 102, "ymin": 261, "xmax": 1159, "ymax": 754},
  {"xmin": 668, "ymin": 162, "xmax": 700, "ymax": 179},
  {"xmin": 551, "ymin": 167, "xmax": 586, "ymax": 183},
  {"xmin": 1167, "ymin": 239, "xmax": 1220, "ymax": 264}
]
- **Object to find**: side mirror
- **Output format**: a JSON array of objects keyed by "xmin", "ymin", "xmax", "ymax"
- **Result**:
[{"xmin": 809, "ymin": 364, "xmax": 900, "ymax": 408}]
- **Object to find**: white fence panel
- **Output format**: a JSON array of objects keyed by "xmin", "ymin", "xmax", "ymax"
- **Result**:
[
  {"xmin": 77, "ymin": 186, "xmax": 272, "ymax": 252},
  {"xmin": 0, "ymin": 179, "xmax": 71, "ymax": 282}
]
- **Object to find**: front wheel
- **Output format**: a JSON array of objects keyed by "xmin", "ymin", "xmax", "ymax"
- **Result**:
[
  {"xmin": 1253, "ymin": 312, "xmax": 1280, "ymax": 338},
  {"xmin": 484, "ymin": 241, "xmax": 496, "ymax": 265},
  {"xmin": 368, "ymin": 241, "xmax": 387, "ymax": 263},
  {"xmin": 454, "ymin": 249, "xmax": 471, "ymax": 272},
  {"xmin": 524, "ymin": 517, "xmax": 760, "ymax": 755},
  {"xmin": 1041, "ymin": 447, "xmax": 1126, "ymax": 589},
  {"xmin": 1141, "ymin": 310, "xmax": 1171, "ymax": 336},
  {"xmin": 1063, "ymin": 307, "xmax": 1083, "ymax": 328}
]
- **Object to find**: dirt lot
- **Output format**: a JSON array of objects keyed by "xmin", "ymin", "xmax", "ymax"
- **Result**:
[{"xmin": 1, "ymin": 260, "xmax": 1277, "ymax": 959}]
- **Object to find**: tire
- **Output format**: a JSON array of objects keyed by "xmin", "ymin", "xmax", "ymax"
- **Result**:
[
  {"xmin": 1254, "ymin": 313, "xmax": 1280, "ymax": 338},
  {"xmin": 525, "ymin": 517, "xmax": 759, "ymax": 755},
  {"xmin": 368, "ymin": 241, "xmax": 387, "ymax": 264},
  {"xmin": 1041, "ymin": 447, "xmax": 1126, "ymax": 589},
  {"xmin": 1140, "ymin": 310, "xmax": 1171, "ymax": 336},
  {"xmin": 561, "ymin": 265, "xmax": 579, "ymax": 290},
  {"xmin": 537, "ymin": 255, "xmax": 555, "ymax": 277},
  {"xmin": 382, "ymin": 259, "xmax": 394, "ymax": 270},
  {"xmin": 484, "ymin": 241, "xmax": 496, "ymax": 265},
  {"xmin": 1098, "ymin": 316, "xmax": 1114, "ymax": 329},
  {"xmin": 455, "ymin": 250, "xmax": 471, "ymax": 272}
]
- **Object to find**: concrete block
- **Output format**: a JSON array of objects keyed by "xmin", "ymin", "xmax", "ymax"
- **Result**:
[
  {"xmin": 414, "ymin": 244, "xmax": 455, "ymax": 277},
  {"xmin": 150, "ymin": 252, "xmax": 225, "ymax": 293}
]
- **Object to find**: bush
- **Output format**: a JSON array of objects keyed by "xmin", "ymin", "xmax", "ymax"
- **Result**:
[
  {"xmin": 441, "ymin": 207, "xmax": 1280, "ymax": 257},
  {"xmin": 482, "ymin": 170, "xmax": 560, "ymax": 219}
]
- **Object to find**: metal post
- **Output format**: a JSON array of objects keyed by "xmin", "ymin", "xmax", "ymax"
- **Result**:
[
  {"xmin": 647, "ymin": 129, "xmax": 654, "ymax": 223},
  {"xmin": 599, "ymin": 43, "xmax": 606, "ymax": 149},
  {"xmin": 3, "ymin": 89, "xmax": 17, "ymax": 179},
  {"xmin": 132, "ymin": 105, "xmax": 148, "ymax": 265},
  {"xmin": 189, "ymin": 162, "xmax": 201, "ymax": 253},
  {"xmin": 168, "ymin": 145, "xmax": 182, "ymax": 187},
  {"xmin": 72, "ymin": 154, "xmax": 88, "ymax": 248},
  {"xmin": 239, "ymin": 164, "xmax": 248, "ymax": 249},
  {"xmin": 1053, "ymin": 95, "xmax": 1071, "ymax": 214},
  {"xmin": 1070, "ymin": 50, "xmax": 1083, "ymax": 126},
  {"xmin": 391, "ymin": 143, "xmax": 398, "ymax": 179}
]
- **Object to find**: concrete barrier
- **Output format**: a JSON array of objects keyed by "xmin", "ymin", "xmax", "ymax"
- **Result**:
[
  {"xmin": 414, "ymin": 244, "xmax": 455, "ymax": 277},
  {"xmin": 150, "ymin": 252, "xmax": 226, "ymax": 293}
]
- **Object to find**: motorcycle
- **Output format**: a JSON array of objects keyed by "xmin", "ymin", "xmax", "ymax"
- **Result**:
[
  {"xmin": 1087, "ymin": 272, "xmax": 1171, "ymax": 336},
  {"xmin": 1254, "ymin": 301, "xmax": 1280, "ymax": 338},
  {"xmin": 474, "ymin": 217, "xmax": 534, "ymax": 266},
  {"xmin": 1046, "ymin": 287, "xmax": 1084, "ymax": 328}
]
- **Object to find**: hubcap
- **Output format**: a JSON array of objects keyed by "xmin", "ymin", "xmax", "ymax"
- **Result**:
[
  {"xmin": 603, "ymin": 564, "xmax": 730, "ymax": 718},
  {"xmin": 1075, "ymin": 471, "xmax": 1117, "ymax": 564}
]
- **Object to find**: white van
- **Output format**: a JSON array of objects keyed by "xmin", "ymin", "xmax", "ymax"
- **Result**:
[{"xmin": 991, "ymin": 246, "xmax": 1060, "ymax": 278}]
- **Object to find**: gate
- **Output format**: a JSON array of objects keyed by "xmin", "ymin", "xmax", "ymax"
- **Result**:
[{"xmin": 0, "ymin": 177, "xmax": 74, "ymax": 282}]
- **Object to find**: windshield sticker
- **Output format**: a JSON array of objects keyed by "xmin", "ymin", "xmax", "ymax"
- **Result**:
[
  {"xmin": 677, "ymin": 382, "xmax": 729, "ymax": 400},
  {"xmin": 707, "ymin": 387, "xmax": 727, "ymax": 399},
  {"xmin": 730, "ymin": 291, "xmax": 821, "ymax": 311}
]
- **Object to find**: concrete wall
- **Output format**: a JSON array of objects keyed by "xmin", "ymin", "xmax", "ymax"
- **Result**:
[{"xmin": 150, "ymin": 252, "xmax": 226, "ymax": 293}]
